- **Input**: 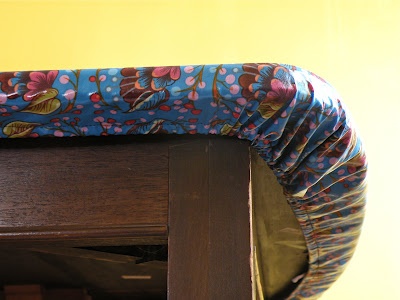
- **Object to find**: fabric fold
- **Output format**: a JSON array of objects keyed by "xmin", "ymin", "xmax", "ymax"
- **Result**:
[{"xmin": 0, "ymin": 63, "xmax": 367, "ymax": 299}]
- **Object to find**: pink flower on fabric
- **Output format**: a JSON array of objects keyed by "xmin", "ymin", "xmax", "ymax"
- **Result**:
[
  {"xmin": 150, "ymin": 66, "xmax": 181, "ymax": 90},
  {"xmin": 152, "ymin": 66, "xmax": 180, "ymax": 80},
  {"xmin": 24, "ymin": 71, "xmax": 58, "ymax": 101}
]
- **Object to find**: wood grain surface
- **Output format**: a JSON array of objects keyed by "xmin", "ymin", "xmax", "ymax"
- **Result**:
[
  {"xmin": 0, "ymin": 136, "xmax": 257, "ymax": 299},
  {"xmin": 168, "ymin": 138, "xmax": 253, "ymax": 299},
  {"xmin": 0, "ymin": 136, "xmax": 169, "ymax": 244}
]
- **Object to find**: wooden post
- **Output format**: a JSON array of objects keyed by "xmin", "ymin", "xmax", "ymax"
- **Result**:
[{"xmin": 168, "ymin": 137, "xmax": 253, "ymax": 299}]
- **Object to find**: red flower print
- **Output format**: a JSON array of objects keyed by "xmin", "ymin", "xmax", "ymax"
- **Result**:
[
  {"xmin": 120, "ymin": 67, "xmax": 178, "ymax": 108},
  {"xmin": 239, "ymin": 63, "xmax": 296, "ymax": 103},
  {"xmin": 150, "ymin": 66, "xmax": 181, "ymax": 90},
  {"xmin": 24, "ymin": 71, "xmax": 58, "ymax": 101},
  {"xmin": 120, "ymin": 66, "xmax": 180, "ymax": 103},
  {"xmin": 238, "ymin": 64, "xmax": 297, "ymax": 120}
]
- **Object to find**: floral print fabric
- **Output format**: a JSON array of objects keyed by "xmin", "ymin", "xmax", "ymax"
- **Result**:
[{"xmin": 0, "ymin": 64, "xmax": 367, "ymax": 299}]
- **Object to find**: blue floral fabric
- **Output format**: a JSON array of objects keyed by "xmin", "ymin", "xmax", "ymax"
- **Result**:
[{"xmin": 0, "ymin": 64, "xmax": 367, "ymax": 299}]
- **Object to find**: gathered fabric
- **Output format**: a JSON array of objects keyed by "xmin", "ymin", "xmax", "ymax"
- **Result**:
[{"xmin": 0, "ymin": 63, "xmax": 367, "ymax": 299}]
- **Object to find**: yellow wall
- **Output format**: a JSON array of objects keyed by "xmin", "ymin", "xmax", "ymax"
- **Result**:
[{"xmin": 1, "ymin": 0, "xmax": 399, "ymax": 299}]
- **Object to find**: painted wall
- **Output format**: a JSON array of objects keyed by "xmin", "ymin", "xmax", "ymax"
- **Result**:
[{"xmin": 1, "ymin": 0, "xmax": 399, "ymax": 299}]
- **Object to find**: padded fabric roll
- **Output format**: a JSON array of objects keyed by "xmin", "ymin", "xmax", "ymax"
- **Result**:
[{"xmin": 0, "ymin": 63, "xmax": 367, "ymax": 299}]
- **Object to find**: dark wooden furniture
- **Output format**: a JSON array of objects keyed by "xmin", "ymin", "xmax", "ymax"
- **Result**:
[
  {"xmin": 0, "ymin": 136, "xmax": 253, "ymax": 299},
  {"xmin": 0, "ymin": 135, "xmax": 306, "ymax": 299},
  {"xmin": 3, "ymin": 285, "xmax": 91, "ymax": 300},
  {"xmin": 168, "ymin": 138, "xmax": 252, "ymax": 299}
]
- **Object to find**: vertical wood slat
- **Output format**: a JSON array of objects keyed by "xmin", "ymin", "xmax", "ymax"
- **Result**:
[
  {"xmin": 168, "ymin": 138, "xmax": 252, "ymax": 299},
  {"xmin": 168, "ymin": 139, "xmax": 210, "ymax": 298},
  {"xmin": 208, "ymin": 139, "xmax": 252, "ymax": 299}
]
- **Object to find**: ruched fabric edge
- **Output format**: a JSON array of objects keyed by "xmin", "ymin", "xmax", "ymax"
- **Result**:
[{"xmin": 0, "ymin": 63, "xmax": 367, "ymax": 299}]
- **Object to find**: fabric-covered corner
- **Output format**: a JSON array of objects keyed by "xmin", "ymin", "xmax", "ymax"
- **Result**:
[{"xmin": 0, "ymin": 63, "xmax": 367, "ymax": 299}]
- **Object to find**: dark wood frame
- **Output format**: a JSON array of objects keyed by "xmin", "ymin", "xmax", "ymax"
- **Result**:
[
  {"xmin": 168, "ymin": 138, "xmax": 252, "ymax": 299},
  {"xmin": 0, "ymin": 136, "xmax": 254, "ymax": 299}
]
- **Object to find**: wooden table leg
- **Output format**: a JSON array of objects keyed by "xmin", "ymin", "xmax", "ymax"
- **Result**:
[{"xmin": 168, "ymin": 137, "xmax": 253, "ymax": 299}]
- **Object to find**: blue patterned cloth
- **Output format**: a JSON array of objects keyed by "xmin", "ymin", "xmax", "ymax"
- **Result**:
[{"xmin": 0, "ymin": 63, "xmax": 367, "ymax": 299}]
